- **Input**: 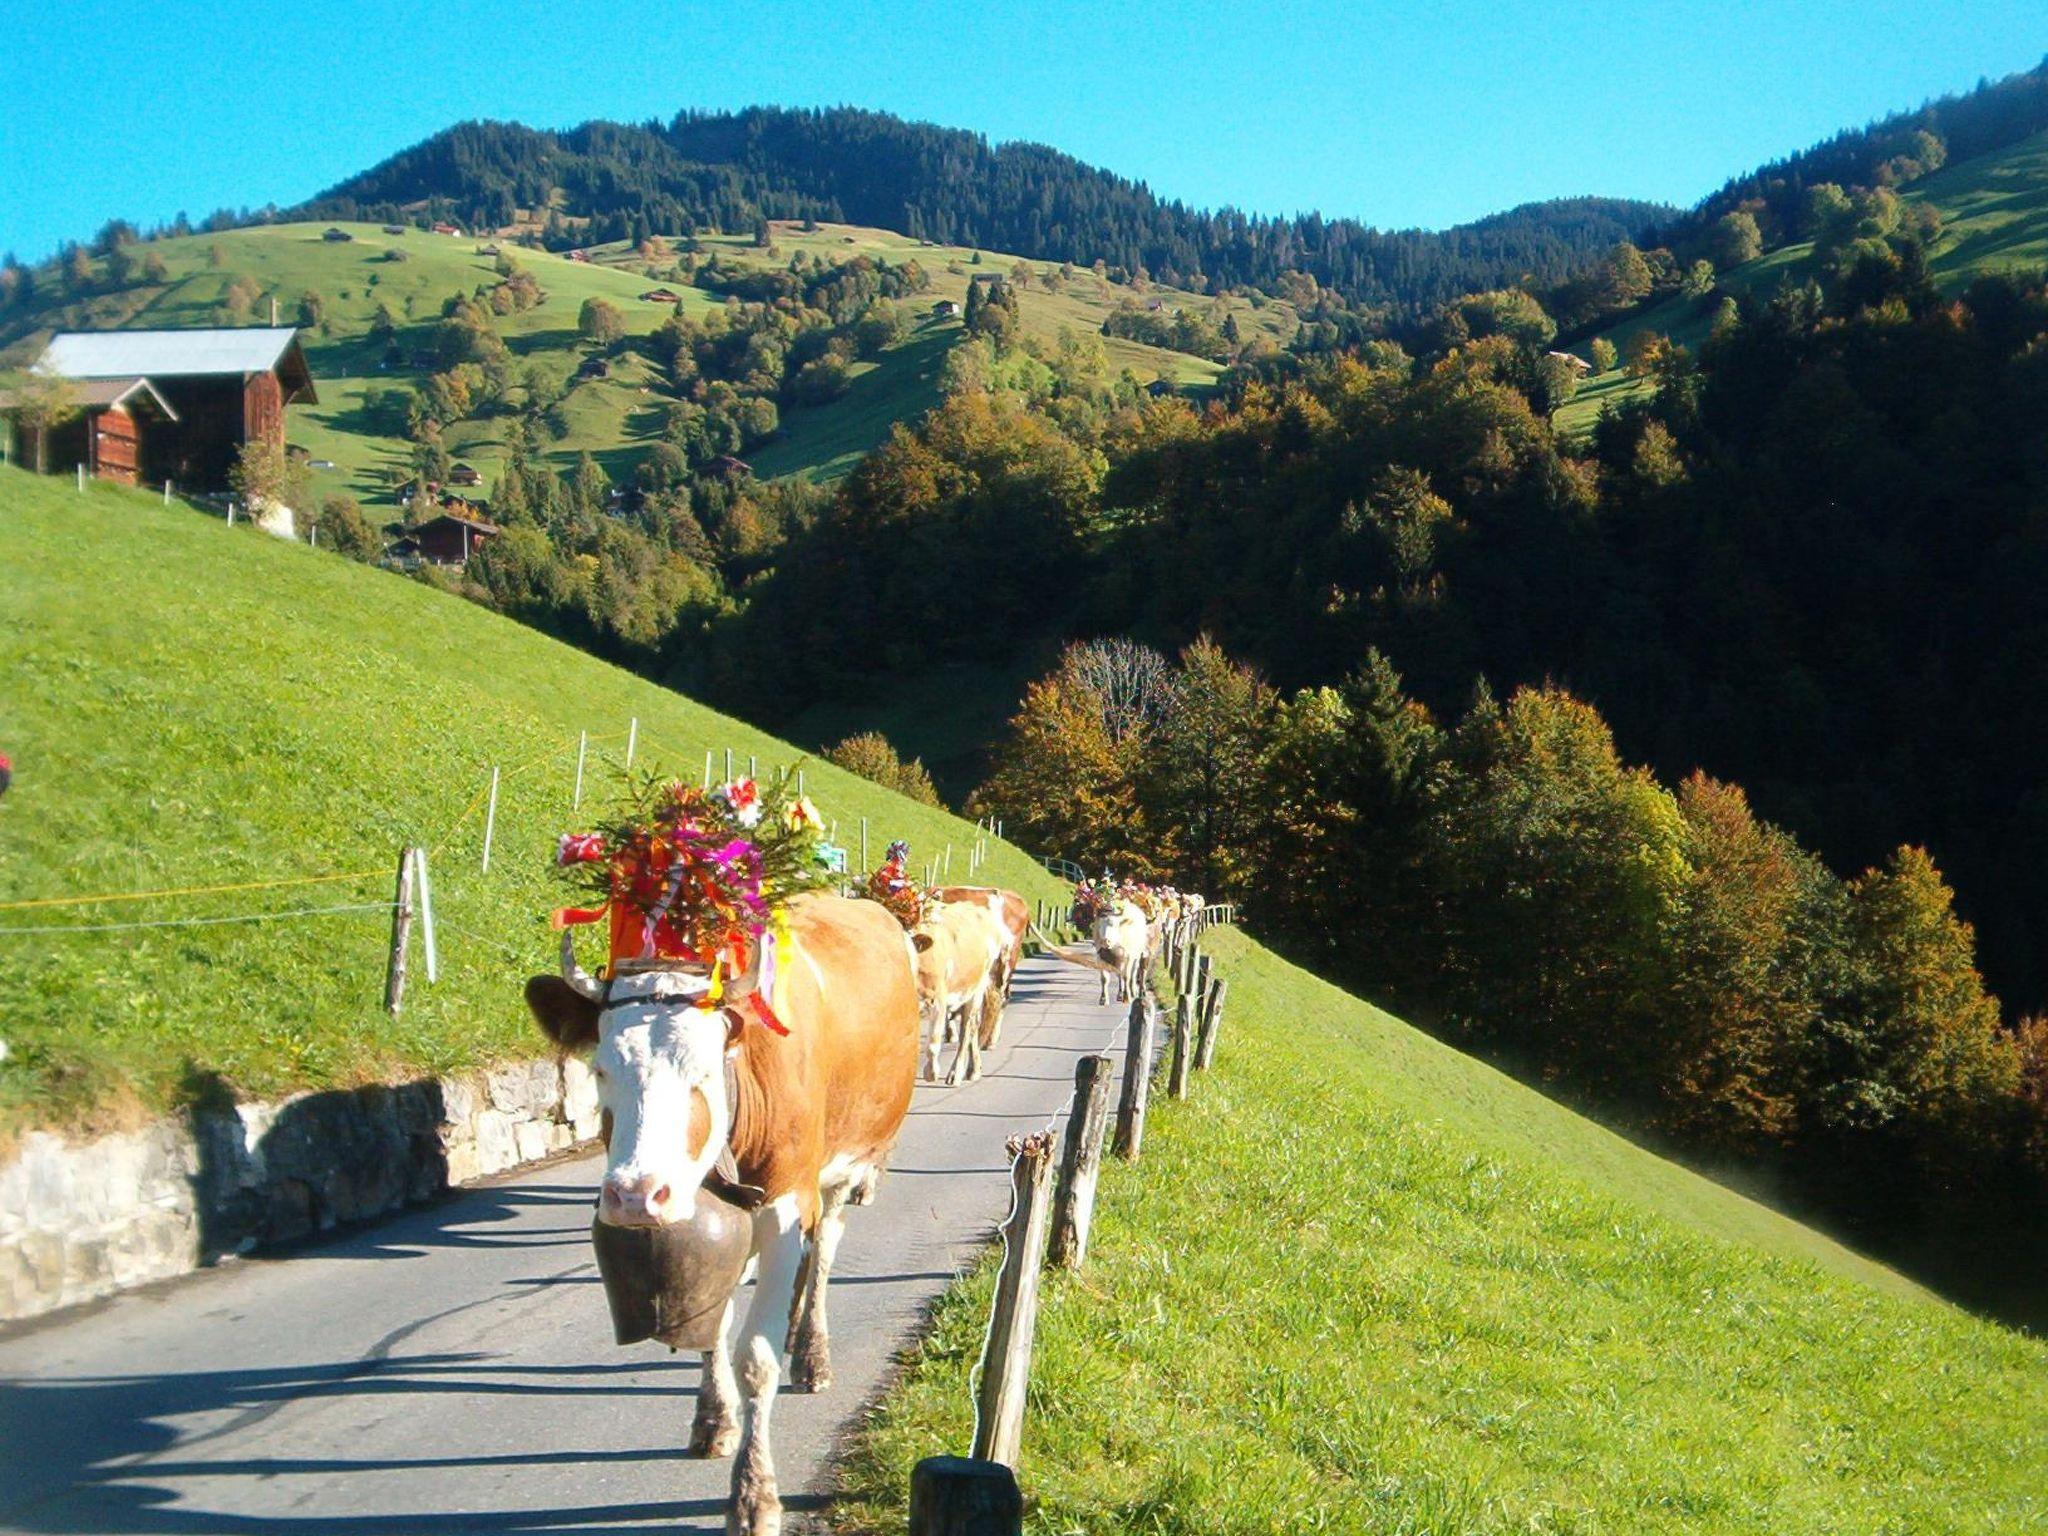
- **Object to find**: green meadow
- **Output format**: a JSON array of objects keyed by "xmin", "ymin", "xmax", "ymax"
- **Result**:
[
  {"xmin": 834, "ymin": 927, "xmax": 2048, "ymax": 1535},
  {"xmin": 0, "ymin": 466, "xmax": 1069, "ymax": 1141}
]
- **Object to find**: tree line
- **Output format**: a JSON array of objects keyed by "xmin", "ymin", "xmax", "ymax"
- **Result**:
[
  {"xmin": 297, "ymin": 108, "xmax": 1673, "ymax": 321},
  {"xmin": 970, "ymin": 636, "xmax": 2048, "ymax": 1323}
]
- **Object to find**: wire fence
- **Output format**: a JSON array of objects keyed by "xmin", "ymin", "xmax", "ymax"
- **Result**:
[{"xmin": 0, "ymin": 720, "xmax": 1047, "ymax": 1027}]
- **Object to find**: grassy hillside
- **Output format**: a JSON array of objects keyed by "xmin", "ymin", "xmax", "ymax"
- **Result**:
[
  {"xmin": 1555, "ymin": 129, "xmax": 2048, "ymax": 437},
  {"xmin": 1, "ymin": 219, "xmax": 1281, "ymax": 496},
  {"xmin": 836, "ymin": 927, "xmax": 2048, "ymax": 1534},
  {"xmin": 0, "ymin": 466, "xmax": 1070, "ymax": 1141}
]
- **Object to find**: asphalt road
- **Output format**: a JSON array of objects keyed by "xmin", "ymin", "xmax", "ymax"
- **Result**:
[{"xmin": 0, "ymin": 955, "xmax": 1128, "ymax": 1535}]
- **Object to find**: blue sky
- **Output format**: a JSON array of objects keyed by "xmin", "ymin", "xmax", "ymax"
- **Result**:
[{"xmin": 0, "ymin": 2, "xmax": 2040, "ymax": 260}]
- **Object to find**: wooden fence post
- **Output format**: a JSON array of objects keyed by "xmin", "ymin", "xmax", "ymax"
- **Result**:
[
  {"xmin": 1196, "ymin": 979, "xmax": 1228, "ymax": 1070},
  {"xmin": 1112, "ymin": 996, "xmax": 1155, "ymax": 1161},
  {"xmin": 573, "ymin": 729, "xmax": 588, "ymax": 809},
  {"xmin": 972, "ymin": 1133, "xmax": 1057, "ymax": 1468},
  {"xmin": 1168, "ymin": 994, "xmax": 1193, "ymax": 1099},
  {"xmin": 625, "ymin": 717, "xmax": 638, "ymax": 770},
  {"xmin": 1048, "ymin": 1054, "xmax": 1115, "ymax": 1269},
  {"xmin": 1196, "ymin": 952, "xmax": 1214, "ymax": 1014},
  {"xmin": 910, "ymin": 1456, "xmax": 1022, "ymax": 1536},
  {"xmin": 384, "ymin": 846, "xmax": 415, "ymax": 1015}
]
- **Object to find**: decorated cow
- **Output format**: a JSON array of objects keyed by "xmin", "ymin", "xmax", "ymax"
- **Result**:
[{"xmin": 530, "ymin": 772, "xmax": 920, "ymax": 1536}]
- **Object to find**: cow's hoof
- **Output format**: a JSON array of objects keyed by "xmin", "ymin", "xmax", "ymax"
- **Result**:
[
  {"xmin": 728, "ymin": 1483, "xmax": 782, "ymax": 1536},
  {"xmin": 689, "ymin": 1416, "xmax": 741, "ymax": 1459},
  {"xmin": 789, "ymin": 1355, "xmax": 833, "ymax": 1394}
]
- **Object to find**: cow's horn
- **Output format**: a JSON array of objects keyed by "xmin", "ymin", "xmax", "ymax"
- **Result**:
[{"xmin": 560, "ymin": 930, "xmax": 604, "ymax": 1001}]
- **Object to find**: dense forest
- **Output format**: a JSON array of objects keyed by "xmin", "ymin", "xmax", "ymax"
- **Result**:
[
  {"xmin": 969, "ymin": 634, "xmax": 2048, "ymax": 1322},
  {"xmin": 301, "ymin": 108, "xmax": 1674, "ymax": 320}
]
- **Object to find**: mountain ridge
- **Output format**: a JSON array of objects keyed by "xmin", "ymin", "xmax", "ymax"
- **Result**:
[{"xmin": 300, "ymin": 106, "xmax": 1678, "ymax": 318}]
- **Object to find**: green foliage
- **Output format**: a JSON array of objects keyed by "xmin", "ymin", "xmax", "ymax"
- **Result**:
[
  {"xmin": 228, "ymin": 438, "xmax": 311, "ymax": 516},
  {"xmin": 577, "ymin": 295, "xmax": 624, "ymax": 344},
  {"xmin": 1710, "ymin": 209, "xmax": 1765, "ymax": 267},
  {"xmin": 822, "ymin": 731, "xmax": 941, "ymax": 807},
  {"xmin": 312, "ymin": 494, "xmax": 378, "ymax": 560}
]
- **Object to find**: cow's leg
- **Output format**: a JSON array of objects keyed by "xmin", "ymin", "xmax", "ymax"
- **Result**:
[
  {"xmin": 982, "ymin": 965, "xmax": 1009, "ymax": 1047},
  {"xmin": 945, "ymin": 995, "xmax": 981, "ymax": 1085},
  {"xmin": 788, "ymin": 1179, "xmax": 852, "ymax": 1393},
  {"xmin": 1099, "ymin": 966, "xmax": 1111, "ymax": 1006},
  {"xmin": 920, "ymin": 1004, "xmax": 942, "ymax": 1082},
  {"xmin": 729, "ymin": 1198, "xmax": 803, "ymax": 1536},
  {"xmin": 689, "ymin": 1295, "xmax": 741, "ymax": 1458}
]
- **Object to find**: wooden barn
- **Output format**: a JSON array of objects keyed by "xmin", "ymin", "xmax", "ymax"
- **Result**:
[
  {"xmin": 0, "ymin": 376, "xmax": 179, "ymax": 486},
  {"xmin": 23, "ymin": 327, "xmax": 318, "ymax": 491},
  {"xmin": 388, "ymin": 510, "xmax": 500, "ymax": 567}
]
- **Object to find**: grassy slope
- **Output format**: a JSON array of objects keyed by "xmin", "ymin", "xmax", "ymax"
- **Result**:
[
  {"xmin": 836, "ymin": 927, "xmax": 2047, "ymax": 1535},
  {"xmin": 0, "ymin": 221, "xmax": 710, "ymax": 502},
  {"xmin": 1555, "ymin": 129, "xmax": 2048, "ymax": 438},
  {"xmin": 0, "ymin": 466, "xmax": 1071, "ymax": 1140},
  {"xmin": 3, "ymin": 219, "xmax": 1286, "ymax": 494}
]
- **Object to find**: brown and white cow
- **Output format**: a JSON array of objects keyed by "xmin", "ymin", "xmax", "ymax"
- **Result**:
[
  {"xmin": 525, "ymin": 892, "xmax": 920, "ymax": 1536},
  {"xmin": 932, "ymin": 885, "xmax": 1027, "ymax": 1003},
  {"xmin": 910, "ymin": 898, "xmax": 1011, "ymax": 1085}
]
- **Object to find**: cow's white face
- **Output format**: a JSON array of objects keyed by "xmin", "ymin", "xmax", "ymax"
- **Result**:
[
  {"xmin": 526, "ymin": 960, "xmax": 735, "ymax": 1228},
  {"xmin": 590, "ymin": 979, "xmax": 732, "ymax": 1227}
]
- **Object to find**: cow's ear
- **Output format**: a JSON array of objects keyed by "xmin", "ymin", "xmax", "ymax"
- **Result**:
[
  {"xmin": 912, "ymin": 933, "xmax": 935, "ymax": 953},
  {"xmin": 525, "ymin": 976, "xmax": 601, "ymax": 1051}
]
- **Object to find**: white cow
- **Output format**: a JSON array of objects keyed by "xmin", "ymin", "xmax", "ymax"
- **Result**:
[{"xmin": 1091, "ymin": 900, "xmax": 1150, "ymax": 1005}]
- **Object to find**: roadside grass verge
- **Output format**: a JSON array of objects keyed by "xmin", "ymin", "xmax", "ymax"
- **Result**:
[
  {"xmin": 0, "ymin": 467, "xmax": 1068, "ymax": 1141},
  {"xmin": 832, "ymin": 928, "xmax": 2046, "ymax": 1534}
]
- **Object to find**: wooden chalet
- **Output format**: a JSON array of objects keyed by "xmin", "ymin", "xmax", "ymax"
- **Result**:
[
  {"xmin": 447, "ymin": 462, "xmax": 484, "ymax": 487},
  {"xmin": 7, "ymin": 327, "xmax": 316, "ymax": 490},
  {"xmin": 0, "ymin": 376, "xmax": 178, "ymax": 486},
  {"xmin": 706, "ymin": 454, "xmax": 753, "ymax": 480},
  {"xmin": 932, "ymin": 299, "xmax": 961, "ymax": 318},
  {"xmin": 391, "ymin": 509, "xmax": 500, "ymax": 566},
  {"xmin": 639, "ymin": 288, "xmax": 682, "ymax": 304}
]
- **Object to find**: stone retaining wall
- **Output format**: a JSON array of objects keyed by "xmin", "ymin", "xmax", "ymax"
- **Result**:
[{"xmin": 0, "ymin": 1056, "xmax": 599, "ymax": 1323}]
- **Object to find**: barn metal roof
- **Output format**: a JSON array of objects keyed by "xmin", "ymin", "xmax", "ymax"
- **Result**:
[{"xmin": 38, "ymin": 328, "xmax": 318, "ymax": 403}]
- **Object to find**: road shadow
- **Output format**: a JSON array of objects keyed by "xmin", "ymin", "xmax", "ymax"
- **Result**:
[{"xmin": 0, "ymin": 1340, "xmax": 722, "ymax": 1534}]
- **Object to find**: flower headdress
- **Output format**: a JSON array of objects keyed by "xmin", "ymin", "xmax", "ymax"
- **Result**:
[
  {"xmin": 552, "ymin": 767, "xmax": 836, "ymax": 1029},
  {"xmin": 862, "ymin": 840, "xmax": 924, "ymax": 929}
]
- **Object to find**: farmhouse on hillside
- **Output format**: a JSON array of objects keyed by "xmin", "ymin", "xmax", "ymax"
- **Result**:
[
  {"xmin": 387, "ymin": 509, "xmax": 500, "ymax": 567},
  {"xmin": 1, "ymin": 327, "xmax": 317, "ymax": 491}
]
